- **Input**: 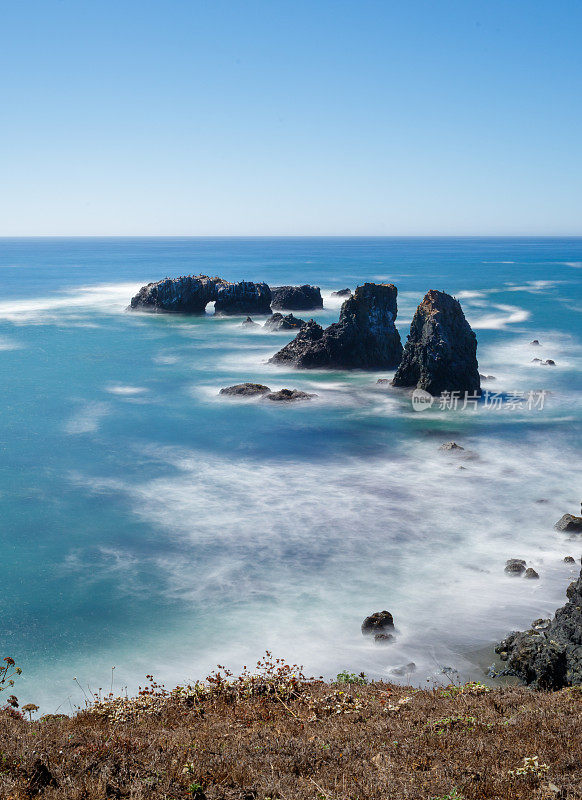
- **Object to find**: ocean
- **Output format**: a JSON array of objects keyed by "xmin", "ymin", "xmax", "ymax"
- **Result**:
[{"xmin": 1, "ymin": 236, "xmax": 581, "ymax": 712}]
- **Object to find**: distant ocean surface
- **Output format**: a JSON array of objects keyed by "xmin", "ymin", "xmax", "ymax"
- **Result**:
[{"xmin": 1, "ymin": 237, "xmax": 581, "ymax": 712}]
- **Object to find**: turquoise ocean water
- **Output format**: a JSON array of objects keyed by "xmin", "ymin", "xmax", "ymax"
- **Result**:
[{"xmin": 1, "ymin": 237, "xmax": 581, "ymax": 711}]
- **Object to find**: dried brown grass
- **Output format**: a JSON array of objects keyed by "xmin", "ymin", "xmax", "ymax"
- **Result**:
[{"xmin": 1, "ymin": 658, "xmax": 581, "ymax": 800}]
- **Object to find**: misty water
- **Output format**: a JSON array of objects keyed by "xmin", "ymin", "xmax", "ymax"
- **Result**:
[{"xmin": 1, "ymin": 237, "xmax": 581, "ymax": 712}]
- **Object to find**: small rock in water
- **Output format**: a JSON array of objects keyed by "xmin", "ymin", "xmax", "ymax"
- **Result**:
[
  {"xmin": 390, "ymin": 662, "xmax": 416, "ymax": 676},
  {"xmin": 530, "ymin": 339, "xmax": 541, "ymax": 346},
  {"xmin": 376, "ymin": 378, "xmax": 390, "ymax": 384},
  {"xmin": 545, "ymin": 359, "xmax": 556, "ymax": 366},
  {"xmin": 374, "ymin": 633, "xmax": 394, "ymax": 644},
  {"xmin": 564, "ymin": 556, "xmax": 576, "ymax": 563},
  {"xmin": 362, "ymin": 610, "xmax": 394, "ymax": 635},
  {"xmin": 332, "ymin": 288, "xmax": 352, "ymax": 297},
  {"xmin": 532, "ymin": 358, "xmax": 543, "ymax": 363},
  {"xmin": 242, "ymin": 316, "xmax": 259, "ymax": 327},
  {"xmin": 220, "ymin": 383, "xmax": 271, "ymax": 397},
  {"xmin": 505, "ymin": 559, "xmax": 526, "ymax": 575},
  {"xmin": 554, "ymin": 514, "xmax": 582, "ymax": 533},
  {"xmin": 263, "ymin": 389, "xmax": 317, "ymax": 402},
  {"xmin": 525, "ymin": 567, "xmax": 540, "ymax": 579},
  {"xmin": 479, "ymin": 373, "xmax": 496, "ymax": 381},
  {"xmin": 439, "ymin": 442, "xmax": 465, "ymax": 451}
]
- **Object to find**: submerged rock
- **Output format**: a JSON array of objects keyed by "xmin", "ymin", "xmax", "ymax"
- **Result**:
[
  {"xmin": 362, "ymin": 610, "xmax": 394, "ymax": 635},
  {"xmin": 220, "ymin": 383, "xmax": 271, "ymax": 397},
  {"xmin": 525, "ymin": 567, "xmax": 540, "ymax": 579},
  {"xmin": 242, "ymin": 316, "xmax": 260, "ymax": 327},
  {"xmin": 263, "ymin": 313, "xmax": 307, "ymax": 331},
  {"xmin": 392, "ymin": 290, "xmax": 480, "ymax": 397},
  {"xmin": 439, "ymin": 442, "xmax": 464, "ymax": 452},
  {"xmin": 270, "ymin": 285, "xmax": 323, "ymax": 311},
  {"xmin": 479, "ymin": 373, "xmax": 496, "ymax": 381},
  {"xmin": 270, "ymin": 283, "xmax": 403, "ymax": 370},
  {"xmin": 555, "ymin": 515, "xmax": 582, "ymax": 533},
  {"xmin": 530, "ymin": 339, "xmax": 541, "ymax": 346},
  {"xmin": 374, "ymin": 633, "xmax": 394, "ymax": 644},
  {"xmin": 263, "ymin": 389, "xmax": 317, "ymax": 402},
  {"xmin": 332, "ymin": 288, "xmax": 352, "ymax": 297},
  {"xmin": 376, "ymin": 378, "xmax": 390, "ymax": 384},
  {"xmin": 505, "ymin": 559, "xmax": 527, "ymax": 575},
  {"xmin": 495, "ymin": 567, "xmax": 582, "ymax": 688},
  {"xmin": 564, "ymin": 556, "xmax": 576, "ymax": 564},
  {"xmin": 129, "ymin": 275, "xmax": 271, "ymax": 316}
]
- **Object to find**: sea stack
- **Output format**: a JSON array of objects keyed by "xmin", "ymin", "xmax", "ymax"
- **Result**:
[
  {"xmin": 129, "ymin": 275, "xmax": 272, "ymax": 316},
  {"xmin": 270, "ymin": 285, "xmax": 323, "ymax": 311},
  {"xmin": 269, "ymin": 283, "xmax": 403, "ymax": 370},
  {"xmin": 392, "ymin": 289, "xmax": 480, "ymax": 396}
]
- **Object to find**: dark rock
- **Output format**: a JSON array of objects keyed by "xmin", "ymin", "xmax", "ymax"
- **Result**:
[
  {"xmin": 242, "ymin": 316, "xmax": 260, "ymax": 327},
  {"xmin": 545, "ymin": 359, "xmax": 556, "ymax": 366},
  {"xmin": 532, "ymin": 358, "xmax": 543, "ymax": 363},
  {"xmin": 525, "ymin": 567, "xmax": 540, "ymax": 579},
  {"xmin": 505, "ymin": 559, "xmax": 526, "ymax": 575},
  {"xmin": 362, "ymin": 610, "xmax": 394, "ymax": 635},
  {"xmin": 377, "ymin": 378, "xmax": 390, "ymax": 384},
  {"xmin": 270, "ymin": 283, "xmax": 403, "ymax": 370},
  {"xmin": 220, "ymin": 383, "xmax": 271, "ymax": 397},
  {"xmin": 555, "ymin": 515, "xmax": 582, "ymax": 533},
  {"xmin": 374, "ymin": 633, "xmax": 394, "ymax": 644},
  {"xmin": 392, "ymin": 290, "xmax": 481, "ymax": 397},
  {"xmin": 531, "ymin": 340, "xmax": 541, "ymax": 346},
  {"xmin": 263, "ymin": 313, "xmax": 307, "ymax": 331},
  {"xmin": 129, "ymin": 275, "xmax": 271, "ymax": 316},
  {"xmin": 439, "ymin": 441, "xmax": 464, "ymax": 451},
  {"xmin": 332, "ymin": 288, "xmax": 352, "ymax": 297},
  {"xmin": 495, "ymin": 567, "xmax": 582, "ymax": 688},
  {"xmin": 565, "ymin": 556, "xmax": 576, "ymax": 564},
  {"xmin": 270, "ymin": 285, "xmax": 323, "ymax": 311},
  {"xmin": 263, "ymin": 389, "xmax": 317, "ymax": 402}
]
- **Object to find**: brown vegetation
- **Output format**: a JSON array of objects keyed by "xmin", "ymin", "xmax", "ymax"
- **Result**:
[{"xmin": 1, "ymin": 654, "xmax": 581, "ymax": 800}]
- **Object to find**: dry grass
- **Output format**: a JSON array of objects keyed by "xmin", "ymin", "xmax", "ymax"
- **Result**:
[{"xmin": 1, "ymin": 656, "xmax": 581, "ymax": 800}]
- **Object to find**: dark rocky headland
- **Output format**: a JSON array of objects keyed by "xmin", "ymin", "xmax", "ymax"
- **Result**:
[
  {"xmin": 496, "ymin": 566, "xmax": 582, "ymax": 689},
  {"xmin": 269, "ymin": 283, "xmax": 403, "ymax": 370},
  {"xmin": 392, "ymin": 289, "xmax": 481, "ymax": 396}
]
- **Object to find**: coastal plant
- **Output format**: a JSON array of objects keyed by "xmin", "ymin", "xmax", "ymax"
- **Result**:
[
  {"xmin": 508, "ymin": 755, "xmax": 549, "ymax": 779},
  {"xmin": 0, "ymin": 657, "xmax": 22, "ymax": 709},
  {"xmin": 335, "ymin": 670, "xmax": 368, "ymax": 685}
]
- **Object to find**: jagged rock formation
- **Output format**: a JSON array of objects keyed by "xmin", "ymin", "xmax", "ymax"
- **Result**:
[
  {"xmin": 269, "ymin": 283, "xmax": 403, "ymax": 370},
  {"xmin": 263, "ymin": 313, "xmax": 306, "ymax": 331},
  {"xmin": 392, "ymin": 290, "xmax": 480, "ymax": 396},
  {"xmin": 270, "ymin": 285, "xmax": 323, "ymax": 311},
  {"xmin": 219, "ymin": 383, "xmax": 271, "ymax": 397},
  {"xmin": 495, "ymin": 568, "xmax": 582, "ymax": 688},
  {"xmin": 129, "ymin": 275, "xmax": 271, "ymax": 316}
]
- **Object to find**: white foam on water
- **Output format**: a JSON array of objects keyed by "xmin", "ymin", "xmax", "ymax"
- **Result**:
[
  {"xmin": 64, "ymin": 401, "xmax": 111, "ymax": 435},
  {"xmin": 105, "ymin": 385, "xmax": 147, "ymax": 396},
  {"xmin": 0, "ymin": 282, "xmax": 142, "ymax": 325},
  {"xmin": 68, "ymin": 431, "xmax": 582, "ymax": 690}
]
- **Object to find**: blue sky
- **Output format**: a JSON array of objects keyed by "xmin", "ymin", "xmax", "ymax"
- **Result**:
[{"xmin": 0, "ymin": 0, "xmax": 580, "ymax": 235}]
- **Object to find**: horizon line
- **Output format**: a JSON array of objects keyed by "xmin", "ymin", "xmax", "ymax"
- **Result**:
[{"xmin": 1, "ymin": 233, "xmax": 582, "ymax": 239}]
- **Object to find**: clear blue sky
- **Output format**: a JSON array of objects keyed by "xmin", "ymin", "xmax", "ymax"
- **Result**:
[{"xmin": 1, "ymin": 0, "xmax": 581, "ymax": 235}]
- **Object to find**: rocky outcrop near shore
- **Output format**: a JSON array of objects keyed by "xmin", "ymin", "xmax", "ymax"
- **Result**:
[
  {"xmin": 129, "ymin": 275, "xmax": 272, "ymax": 315},
  {"xmin": 495, "ymin": 567, "xmax": 582, "ymax": 689},
  {"xmin": 263, "ymin": 313, "xmax": 307, "ymax": 331},
  {"xmin": 555, "ymin": 514, "xmax": 582, "ymax": 533},
  {"xmin": 392, "ymin": 290, "xmax": 480, "ymax": 396},
  {"xmin": 269, "ymin": 283, "xmax": 403, "ymax": 370},
  {"xmin": 270, "ymin": 285, "xmax": 323, "ymax": 310}
]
